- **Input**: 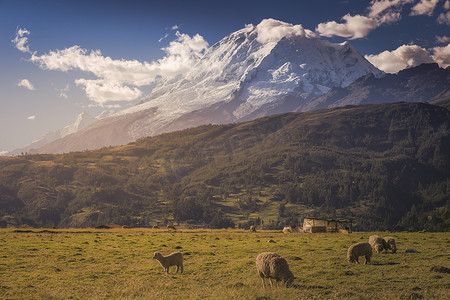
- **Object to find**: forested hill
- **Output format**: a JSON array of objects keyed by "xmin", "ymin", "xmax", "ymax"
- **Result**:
[{"xmin": 1, "ymin": 102, "xmax": 449, "ymax": 231}]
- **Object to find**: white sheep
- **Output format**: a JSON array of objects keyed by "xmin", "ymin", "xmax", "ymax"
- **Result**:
[
  {"xmin": 250, "ymin": 225, "xmax": 256, "ymax": 232},
  {"xmin": 256, "ymin": 252, "xmax": 295, "ymax": 288},
  {"xmin": 369, "ymin": 235, "xmax": 387, "ymax": 253},
  {"xmin": 282, "ymin": 226, "xmax": 292, "ymax": 233},
  {"xmin": 347, "ymin": 242, "xmax": 372, "ymax": 264},
  {"xmin": 383, "ymin": 236, "xmax": 397, "ymax": 253},
  {"xmin": 153, "ymin": 251, "xmax": 183, "ymax": 274},
  {"xmin": 282, "ymin": 226, "xmax": 299, "ymax": 233}
]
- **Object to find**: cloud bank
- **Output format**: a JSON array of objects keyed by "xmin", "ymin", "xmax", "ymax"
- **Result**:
[
  {"xmin": 13, "ymin": 28, "xmax": 208, "ymax": 105},
  {"xmin": 365, "ymin": 43, "xmax": 450, "ymax": 73},
  {"xmin": 18, "ymin": 79, "xmax": 35, "ymax": 90}
]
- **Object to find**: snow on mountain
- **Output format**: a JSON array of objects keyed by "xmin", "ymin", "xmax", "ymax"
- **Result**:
[
  {"xmin": 7, "ymin": 111, "xmax": 112, "ymax": 155},
  {"xmin": 34, "ymin": 19, "xmax": 384, "ymax": 153}
]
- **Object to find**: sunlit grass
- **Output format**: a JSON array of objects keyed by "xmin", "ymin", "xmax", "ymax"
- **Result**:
[{"xmin": 0, "ymin": 229, "xmax": 448, "ymax": 299}]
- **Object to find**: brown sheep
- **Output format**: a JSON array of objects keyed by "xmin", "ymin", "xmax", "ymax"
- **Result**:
[
  {"xmin": 383, "ymin": 236, "xmax": 397, "ymax": 253},
  {"xmin": 256, "ymin": 252, "xmax": 295, "ymax": 288},
  {"xmin": 167, "ymin": 225, "xmax": 176, "ymax": 231},
  {"xmin": 347, "ymin": 242, "xmax": 372, "ymax": 264}
]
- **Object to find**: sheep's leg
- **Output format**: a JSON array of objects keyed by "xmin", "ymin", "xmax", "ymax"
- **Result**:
[
  {"xmin": 176, "ymin": 265, "xmax": 179, "ymax": 273},
  {"xmin": 269, "ymin": 278, "xmax": 273, "ymax": 287},
  {"xmin": 180, "ymin": 263, "xmax": 183, "ymax": 274},
  {"xmin": 165, "ymin": 267, "xmax": 169, "ymax": 274},
  {"xmin": 355, "ymin": 257, "xmax": 359, "ymax": 264},
  {"xmin": 261, "ymin": 278, "xmax": 265, "ymax": 288}
]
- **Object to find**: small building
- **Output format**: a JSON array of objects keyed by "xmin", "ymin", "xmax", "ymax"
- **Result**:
[{"xmin": 302, "ymin": 217, "xmax": 352, "ymax": 233}]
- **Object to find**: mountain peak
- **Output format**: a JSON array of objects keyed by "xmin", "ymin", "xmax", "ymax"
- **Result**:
[{"xmin": 31, "ymin": 20, "xmax": 386, "ymax": 153}]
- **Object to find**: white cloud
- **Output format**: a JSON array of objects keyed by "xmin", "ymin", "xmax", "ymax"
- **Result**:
[
  {"xmin": 316, "ymin": 0, "xmax": 415, "ymax": 39},
  {"xmin": 255, "ymin": 18, "xmax": 317, "ymax": 43},
  {"xmin": 18, "ymin": 79, "xmax": 35, "ymax": 90},
  {"xmin": 12, "ymin": 28, "xmax": 32, "ymax": 53},
  {"xmin": 316, "ymin": 14, "xmax": 378, "ymax": 39},
  {"xmin": 432, "ymin": 43, "xmax": 450, "ymax": 68},
  {"xmin": 445, "ymin": 0, "xmax": 450, "ymax": 10},
  {"xmin": 171, "ymin": 25, "xmax": 179, "ymax": 30},
  {"xmin": 437, "ymin": 11, "xmax": 450, "ymax": 24},
  {"xmin": 365, "ymin": 44, "xmax": 434, "ymax": 73},
  {"xmin": 411, "ymin": 0, "xmax": 439, "ymax": 16},
  {"xmin": 75, "ymin": 79, "xmax": 143, "ymax": 104},
  {"xmin": 20, "ymin": 29, "xmax": 208, "ymax": 105},
  {"xmin": 436, "ymin": 35, "xmax": 450, "ymax": 43},
  {"xmin": 27, "ymin": 115, "xmax": 36, "ymax": 120},
  {"xmin": 368, "ymin": 0, "xmax": 415, "ymax": 18}
]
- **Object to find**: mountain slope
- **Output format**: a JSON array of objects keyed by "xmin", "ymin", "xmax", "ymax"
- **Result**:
[
  {"xmin": 1, "ymin": 102, "xmax": 449, "ymax": 230},
  {"xmin": 33, "ymin": 19, "xmax": 382, "ymax": 154},
  {"xmin": 302, "ymin": 63, "xmax": 450, "ymax": 111},
  {"xmin": 8, "ymin": 111, "xmax": 117, "ymax": 156}
]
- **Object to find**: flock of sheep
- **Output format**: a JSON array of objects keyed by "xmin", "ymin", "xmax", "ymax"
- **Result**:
[
  {"xmin": 152, "ymin": 232, "xmax": 397, "ymax": 288},
  {"xmin": 347, "ymin": 235, "xmax": 397, "ymax": 264}
]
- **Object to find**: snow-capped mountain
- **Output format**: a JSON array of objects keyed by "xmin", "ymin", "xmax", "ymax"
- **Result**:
[
  {"xmin": 8, "ymin": 111, "xmax": 114, "ymax": 155},
  {"xmin": 34, "ymin": 19, "xmax": 384, "ymax": 154}
]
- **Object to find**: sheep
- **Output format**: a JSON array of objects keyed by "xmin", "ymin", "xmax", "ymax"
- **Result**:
[
  {"xmin": 152, "ymin": 225, "xmax": 159, "ymax": 229},
  {"xmin": 369, "ymin": 235, "xmax": 387, "ymax": 253},
  {"xmin": 383, "ymin": 236, "xmax": 397, "ymax": 253},
  {"xmin": 153, "ymin": 251, "xmax": 183, "ymax": 274},
  {"xmin": 167, "ymin": 225, "xmax": 176, "ymax": 231},
  {"xmin": 347, "ymin": 242, "xmax": 372, "ymax": 264},
  {"xmin": 256, "ymin": 252, "xmax": 295, "ymax": 288},
  {"xmin": 282, "ymin": 226, "xmax": 299, "ymax": 233},
  {"xmin": 282, "ymin": 226, "xmax": 292, "ymax": 233},
  {"xmin": 250, "ymin": 225, "xmax": 256, "ymax": 232}
]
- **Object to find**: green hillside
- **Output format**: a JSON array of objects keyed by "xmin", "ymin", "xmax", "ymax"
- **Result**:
[{"xmin": 1, "ymin": 102, "xmax": 449, "ymax": 230}]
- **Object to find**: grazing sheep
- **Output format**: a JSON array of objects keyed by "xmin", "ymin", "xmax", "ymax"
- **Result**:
[
  {"xmin": 383, "ymin": 236, "xmax": 397, "ymax": 253},
  {"xmin": 167, "ymin": 225, "xmax": 176, "ymax": 231},
  {"xmin": 283, "ymin": 226, "xmax": 292, "ymax": 233},
  {"xmin": 369, "ymin": 235, "xmax": 387, "ymax": 253},
  {"xmin": 267, "ymin": 239, "xmax": 276, "ymax": 243},
  {"xmin": 152, "ymin": 225, "xmax": 159, "ymax": 229},
  {"xmin": 256, "ymin": 252, "xmax": 295, "ymax": 288},
  {"xmin": 250, "ymin": 225, "xmax": 256, "ymax": 232},
  {"xmin": 347, "ymin": 242, "xmax": 372, "ymax": 264},
  {"xmin": 153, "ymin": 251, "xmax": 183, "ymax": 274}
]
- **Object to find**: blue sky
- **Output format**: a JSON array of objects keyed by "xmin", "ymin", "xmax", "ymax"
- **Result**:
[{"xmin": 1, "ymin": 0, "xmax": 449, "ymax": 153}]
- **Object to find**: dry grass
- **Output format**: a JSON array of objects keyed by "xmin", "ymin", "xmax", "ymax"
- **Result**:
[{"xmin": 0, "ymin": 229, "xmax": 449, "ymax": 299}]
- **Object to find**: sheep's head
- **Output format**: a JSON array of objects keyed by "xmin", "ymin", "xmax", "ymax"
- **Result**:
[
  {"xmin": 281, "ymin": 270, "xmax": 295, "ymax": 287},
  {"xmin": 153, "ymin": 252, "xmax": 162, "ymax": 260},
  {"xmin": 387, "ymin": 240, "xmax": 396, "ymax": 252}
]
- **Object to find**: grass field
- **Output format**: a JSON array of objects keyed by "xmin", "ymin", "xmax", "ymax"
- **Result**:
[{"xmin": 0, "ymin": 229, "xmax": 449, "ymax": 299}]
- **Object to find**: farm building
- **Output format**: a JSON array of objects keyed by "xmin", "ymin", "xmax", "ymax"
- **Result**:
[{"xmin": 302, "ymin": 217, "xmax": 352, "ymax": 233}]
